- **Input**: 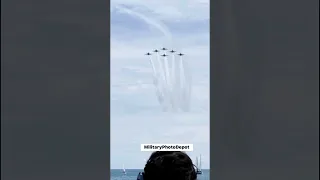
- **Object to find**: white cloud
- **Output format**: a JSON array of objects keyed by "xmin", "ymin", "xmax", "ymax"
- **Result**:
[{"xmin": 111, "ymin": 0, "xmax": 209, "ymax": 22}]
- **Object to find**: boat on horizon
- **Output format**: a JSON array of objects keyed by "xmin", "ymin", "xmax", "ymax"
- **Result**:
[
  {"xmin": 122, "ymin": 164, "xmax": 126, "ymax": 175},
  {"xmin": 195, "ymin": 155, "xmax": 202, "ymax": 174}
]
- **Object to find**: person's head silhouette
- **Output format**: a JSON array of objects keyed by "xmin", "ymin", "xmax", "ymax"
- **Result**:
[{"xmin": 137, "ymin": 151, "xmax": 197, "ymax": 180}]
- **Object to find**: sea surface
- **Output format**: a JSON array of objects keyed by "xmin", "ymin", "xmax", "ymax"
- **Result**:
[{"xmin": 111, "ymin": 169, "xmax": 210, "ymax": 180}]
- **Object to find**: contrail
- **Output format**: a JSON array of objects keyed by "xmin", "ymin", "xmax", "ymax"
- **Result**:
[
  {"xmin": 179, "ymin": 55, "xmax": 186, "ymax": 90},
  {"xmin": 148, "ymin": 56, "xmax": 157, "ymax": 77},
  {"xmin": 171, "ymin": 53, "xmax": 178, "ymax": 109},
  {"xmin": 181, "ymin": 57, "xmax": 192, "ymax": 111},
  {"xmin": 148, "ymin": 55, "xmax": 163, "ymax": 101},
  {"xmin": 178, "ymin": 55, "xmax": 189, "ymax": 109},
  {"xmin": 171, "ymin": 53, "xmax": 176, "ymax": 87},
  {"xmin": 163, "ymin": 54, "xmax": 175, "ymax": 109},
  {"xmin": 115, "ymin": 5, "xmax": 172, "ymax": 46},
  {"xmin": 156, "ymin": 52, "xmax": 166, "ymax": 86},
  {"xmin": 145, "ymin": 49, "xmax": 193, "ymax": 112},
  {"xmin": 163, "ymin": 55, "xmax": 171, "ymax": 90},
  {"xmin": 173, "ymin": 55, "xmax": 181, "ymax": 106},
  {"xmin": 154, "ymin": 52, "xmax": 167, "ymax": 107}
]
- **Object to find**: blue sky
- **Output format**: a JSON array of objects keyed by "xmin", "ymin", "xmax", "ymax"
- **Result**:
[{"xmin": 110, "ymin": 0, "xmax": 210, "ymax": 169}]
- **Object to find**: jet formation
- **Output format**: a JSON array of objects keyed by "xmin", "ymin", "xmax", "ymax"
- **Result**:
[
  {"xmin": 144, "ymin": 47, "xmax": 191, "ymax": 112},
  {"xmin": 145, "ymin": 48, "xmax": 184, "ymax": 58}
]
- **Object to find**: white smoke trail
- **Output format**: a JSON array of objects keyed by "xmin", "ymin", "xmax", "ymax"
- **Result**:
[
  {"xmin": 148, "ymin": 56, "xmax": 157, "ymax": 77},
  {"xmin": 160, "ymin": 54, "xmax": 171, "ymax": 109},
  {"xmin": 176, "ymin": 57, "xmax": 184, "ymax": 108},
  {"xmin": 173, "ymin": 55, "xmax": 181, "ymax": 107},
  {"xmin": 115, "ymin": 5, "xmax": 172, "ymax": 47},
  {"xmin": 170, "ymin": 53, "xmax": 176, "ymax": 87},
  {"xmin": 156, "ymin": 52, "xmax": 167, "ymax": 88},
  {"xmin": 178, "ymin": 55, "xmax": 189, "ymax": 110},
  {"xmin": 152, "ymin": 52, "xmax": 169, "ymax": 108},
  {"xmin": 170, "ymin": 53, "xmax": 177, "ymax": 109},
  {"xmin": 179, "ymin": 56, "xmax": 186, "ymax": 90},
  {"xmin": 173, "ymin": 53, "xmax": 183, "ymax": 110},
  {"xmin": 148, "ymin": 56, "xmax": 163, "ymax": 102},
  {"xmin": 181, "ymin": 57, "xmax": 192, "ymax": 111},
  {"xmin": 164, "ymin": 54, "xmax": 176, "ymax": 110},
  {"xmin": 145, "ymin": 50, "xmax": 192, "ymax": 112},
  {"xmin": 163, "ymin": 54, "xmax": 171, "ymax": 90}
]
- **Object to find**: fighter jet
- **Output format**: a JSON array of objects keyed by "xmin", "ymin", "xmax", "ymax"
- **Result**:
[
  {"xmin": 161, "ymin": 48, "xmax": 167, "ymax": 50},
  {"xmin": 169, "ymin": 50, "xmax": 176, "ymax": 53},
  {"xmin": 178, "ymin": 53, "xmax": 184, "ymax": 56},
  {"xmin": 145, "ymin": 52, "xmax": 152, "ymax": 55},
  {"xmin": 153, "ymin": 49, "xmax": 159, "ymax": 52},
  {"xmin": 161, "ymin": 54, "xmax": 168, "ymax": 57}
]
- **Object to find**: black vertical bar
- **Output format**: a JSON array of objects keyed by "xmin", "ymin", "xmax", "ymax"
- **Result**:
[
  {"xmin": 210, "ymin": 0, "xmax": 319, "ymax": 179},
  {"xmin": 1, "ymin": 0, "xmax": 111, "ymax": 179}
]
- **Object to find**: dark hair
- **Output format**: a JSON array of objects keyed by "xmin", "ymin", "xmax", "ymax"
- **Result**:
[{"xmin": 143, "ymin": 151, "xmax": 197, "ymax": 180}]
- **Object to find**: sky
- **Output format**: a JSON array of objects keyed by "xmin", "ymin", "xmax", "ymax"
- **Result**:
[{"xmin": 110, "ymin": 0, "xmax": 210, "ymax": 169}]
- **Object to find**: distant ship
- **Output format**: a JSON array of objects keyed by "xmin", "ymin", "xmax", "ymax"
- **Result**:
[
  {"xmin": 195, "ymin": 155, "xmax": 202, "ymax": 174},
  {"xmin": 122, "ymin": 164, "xmax": 126, "ymax": 175}
]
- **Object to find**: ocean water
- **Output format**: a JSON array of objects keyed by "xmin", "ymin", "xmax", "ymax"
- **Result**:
[{"xmin": 111, "ymin": 169, "xmax": 210, "ymax": 180}]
